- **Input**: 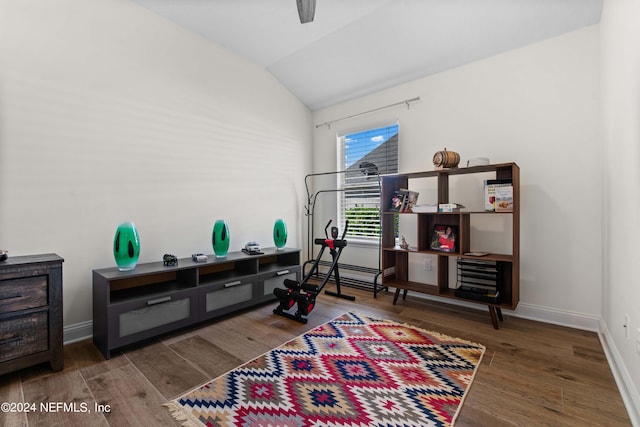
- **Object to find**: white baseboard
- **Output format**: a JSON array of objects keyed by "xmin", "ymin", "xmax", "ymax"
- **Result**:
[
  {"xmin": 63, "ymin": 320, "xmax": 93, "ymax": 345},
  {"xmin": 407, "ymin": 292, "xmax": 602, "ymax": 331},
  {"xmin": 599, "ymin": 320, "xmax": 640, "ymax": 427},
  {"xmin": 512, "ymin": 302, "xmax": 601, "ymax": 331}
]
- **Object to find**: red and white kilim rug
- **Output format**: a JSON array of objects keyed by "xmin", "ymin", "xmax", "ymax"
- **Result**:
[{"xmin": 166, "ymin": 312, "xmax": 485, "ymax": 426}]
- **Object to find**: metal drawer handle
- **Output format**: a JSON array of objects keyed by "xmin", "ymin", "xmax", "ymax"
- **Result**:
[
  {"xmin": 224, "ymin": 281, "xmax": 242, "ymax": 288},
  {"xmin": 147, "ymin": 296, "xmax": 172, "ymax": 306},
  {"xmin": 276, "ymin": 270, "xmax": 290, "ymax": 276},
  {"xmin": 0, "ymin": 293, "xmax": 22, "ymax": 301},
  {"xmin": 0, "ymin": 336, "xmax": 21, "ymax": 346}
]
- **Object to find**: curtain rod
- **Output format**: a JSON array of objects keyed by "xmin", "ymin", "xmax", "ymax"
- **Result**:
[{"xmin": 315, "ymin": 96, "xmax": 420, "ymax": 129}]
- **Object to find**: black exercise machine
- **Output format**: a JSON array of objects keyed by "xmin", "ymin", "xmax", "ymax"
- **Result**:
[{"xmin": 273, "ymin": 220, "xmax": 355, "ymax": 324}]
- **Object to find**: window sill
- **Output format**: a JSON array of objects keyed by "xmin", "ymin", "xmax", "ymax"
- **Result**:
[{"xmin": 345, "ymin": 237, "xmax": 380, "ymax": 248}]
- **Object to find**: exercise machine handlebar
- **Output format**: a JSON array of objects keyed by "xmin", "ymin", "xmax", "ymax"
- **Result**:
[{"xmin": 314, "ymin": 220, "xmax": 348, "ymax": 247}]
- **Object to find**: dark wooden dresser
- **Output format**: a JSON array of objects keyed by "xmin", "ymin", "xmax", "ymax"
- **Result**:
[{"xmin": 0, "ymin": 254, "xmax": 64, "ymax": 375}]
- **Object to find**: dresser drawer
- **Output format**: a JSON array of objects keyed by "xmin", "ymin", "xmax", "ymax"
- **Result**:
[
  {"xmin": 0, "ymin": 312, "xmax": 48, "ymax": 363},
  {"xmin": 0, "ymin": 276, "xmax": 48, "ymax": 313}
]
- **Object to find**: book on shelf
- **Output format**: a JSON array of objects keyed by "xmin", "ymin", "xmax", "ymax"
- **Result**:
[
  {"xmin": 388, "ymin": 190, "xmax": 406, "ymax": 212},
  {"xmin": 399, "ymin": 188, "xmax": 419, "ymax": 212},
  {"xmin": 484, "ymin": 179, "xmax": 512, "ymax": 211},
  {"xmin": 464, "ymin": 251, "xmax": 489, "ymax": 257},
  {"xmin": 438, "ymin": 202, "xmax": 465, "ymax": 212},
  {"xmin": 388, "ymin": 189, "xmax": 420, "ymax": 212},
  {"xmin": 495, "ymin": 185, "xmax": 513, "ymax": 212},
  {"xmin": 412, "ymin": 203, "xmax": 438, "ymax": 213}
]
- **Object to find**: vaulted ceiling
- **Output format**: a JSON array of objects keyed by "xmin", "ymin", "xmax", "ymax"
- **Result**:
[{"xmin": 132, "ymin": 0, "xmax": 602, "ymax": 111}]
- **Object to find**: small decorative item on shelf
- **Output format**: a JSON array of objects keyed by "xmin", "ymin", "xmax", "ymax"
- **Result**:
[
  {"xmin": 273, "ymin": 218, "xmax": 287, "ymax": 249},
  {"xmin": 212, "ymin": 219, "xmax": 230, "ymax": 258},
  {"xmin": 113, "ymin": 221, "xmax": 140, "ymax": 271},
  {"xmin": 432, "ymin": 148, "xmax": 460, "ymax": 170},
  {"xmin": 466, "ymin": 157, "xmax": 490, "ymax": 167},
  {"xmin": 400, "ymin": 236, "xmax": 409, "ymax": 250},
  {"xmin": 0, "ymin": 250, "xmax": 8, "ymax": 262},
  {"xmin": 163, "ymin": 254, "xmax": 178, "ymax": 266}
]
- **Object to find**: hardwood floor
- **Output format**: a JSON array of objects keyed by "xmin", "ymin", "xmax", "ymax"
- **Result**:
[{"xmin": 0, "ymin": 286, "xmax": 632, "ymax": 426}]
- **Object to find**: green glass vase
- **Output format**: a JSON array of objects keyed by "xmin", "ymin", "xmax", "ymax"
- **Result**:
[
  {"xmin": 113, "ymin": 221, "xmax": 140, "ymax": 271},
  {"xmin": 212, "ymin": 220, "xmax": 230, "ymax": 258},
  {"xmin": 273, "ymin": 218, "xmax": 287, "ymax": 249}
]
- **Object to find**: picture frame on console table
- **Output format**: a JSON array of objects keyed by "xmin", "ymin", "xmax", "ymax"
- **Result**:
[{"xmin": 430, "ymin": 224, "xmax": 457, "ymax": 252}]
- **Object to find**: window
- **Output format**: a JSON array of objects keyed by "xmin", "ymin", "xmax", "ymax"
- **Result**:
[{"xmin": 337, "ymin": 123, "xmax": 398, "ymax": 241}]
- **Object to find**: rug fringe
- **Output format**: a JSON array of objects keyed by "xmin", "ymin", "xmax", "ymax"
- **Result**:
[
  {"xmin": 451, "ymin": 345, "xmax": 486, "ymax": 426},
  {"xmin": 163, "ymin": 401, "xmax": 202, "ymax": 427}
]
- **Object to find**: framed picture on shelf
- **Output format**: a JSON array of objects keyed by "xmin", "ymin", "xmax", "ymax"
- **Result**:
[{"xmin": 430, "ymin": 224, "xmax": 457, "ymax": 252}]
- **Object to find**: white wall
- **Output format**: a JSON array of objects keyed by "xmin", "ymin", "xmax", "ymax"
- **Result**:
[
  {"xmin": 601, "ymin": 0, "xmax": 640, "ymax": 421},
  {"xmin": 312, "ymin": 25, "xmax": 601, "ymax": 325},
  {"xmin": 0, "ymin": 0, "xmax": 312, "ymax": 327}
]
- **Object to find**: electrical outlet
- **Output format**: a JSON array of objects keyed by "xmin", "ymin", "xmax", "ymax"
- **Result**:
[
  {"xmin": 424, "ymin": 259, "xmax": 432, "ymax": 271},
  {"xmin": 624, "ymin": 314, "xmax": 630, "ymax": 339}
]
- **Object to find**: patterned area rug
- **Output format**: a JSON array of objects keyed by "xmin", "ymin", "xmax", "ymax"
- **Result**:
[{"xmin": 166, "ymin": 312, "xmax": 485, "ymax": 427}]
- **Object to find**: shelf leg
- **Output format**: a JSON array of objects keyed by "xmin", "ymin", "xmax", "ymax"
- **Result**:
[
  {"xmin": 496, "ymin": 307, "xmax": 503, "ymax": 322},
  {"xmin": 393, "ymin": 288, "xmax": 401, "ymax": 305},
  {"xmin": 402, "ymin": 289, "xmax": 408, "ymax": 300},
  {"xmin": 488, "ymin": 306, "xmax": 500, "ymax": 329}
]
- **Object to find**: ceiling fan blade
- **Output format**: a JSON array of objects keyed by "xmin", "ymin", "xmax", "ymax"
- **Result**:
[{"xmin": 297, "ymin": 0, "xmax": 316, "ymax": 24}]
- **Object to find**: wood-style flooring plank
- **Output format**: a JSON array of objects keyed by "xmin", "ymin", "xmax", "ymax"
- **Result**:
[
  {"xmin": 197, "ymin": 317, "xmax": 274, "ymax": 362},
  {"xmin": 85, "ymin": 364, "xmax": 180, "ymax": 427},
  {"xmin": 66, "ymin": 340, "xmax": 129, "ymax": 381},
  {"xmin": 18, "ymin": 345, "xmax": 79, "ymax": 385},
  {"xmin": 490, "ymin": 349, "xmax": 622, "ymax": 392},
  {"xmin": 455, "ymin": 404, "xmax": 517, "ymax": 427},
  {"xmin": 473, "ymin": 361, "xmax": 565, "ymax": 412},
  {"xmin": 562, "ymin": 387, "xmax": 632, "ymax": 426},
  {"xmin": 21, "ymin": 369, "xmax": 109, "ymax": 427},
  {"xmin": 461, "ymin": 380, "xmax": 603, "ymax": 427},
  {"xmin": 167, "ymin": 335, "xmax": 243, "ymax": 379},
  {"xmin": 0, "ymin": 372, "xmax": 27, "ymax": 427},
  {"xmin": 123, "ymin": 341, "xmax": 209, "ymax": 400}
]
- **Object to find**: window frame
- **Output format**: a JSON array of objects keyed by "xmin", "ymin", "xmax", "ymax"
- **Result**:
[{"xmin": 336, "ymin": 123, "xmax": 399, "ymax": 245}]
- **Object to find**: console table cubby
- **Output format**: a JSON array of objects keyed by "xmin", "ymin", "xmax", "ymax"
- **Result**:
[
  {"xmin": 93, "ymin": 248, "xmax": 300, "ymax": 359},
  {"xmin": 381, "ymin": 163, "xmax": 519, "ymax": 329}
]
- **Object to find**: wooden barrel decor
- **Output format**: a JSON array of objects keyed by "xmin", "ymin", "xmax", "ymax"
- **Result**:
[{"xmin": 433, "ymin": 148, "xmax": 460, "ymax": 169}]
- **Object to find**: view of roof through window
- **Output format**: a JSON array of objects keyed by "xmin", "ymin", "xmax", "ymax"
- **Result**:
[{"xmin": 344, "ymin": 123, "xmax": 398, "ymax": 171}]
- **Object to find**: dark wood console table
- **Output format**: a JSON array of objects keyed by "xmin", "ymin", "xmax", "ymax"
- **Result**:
[{"xmin": 92, "ymin": 248, "xmax": 300, "ymax": 359}]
